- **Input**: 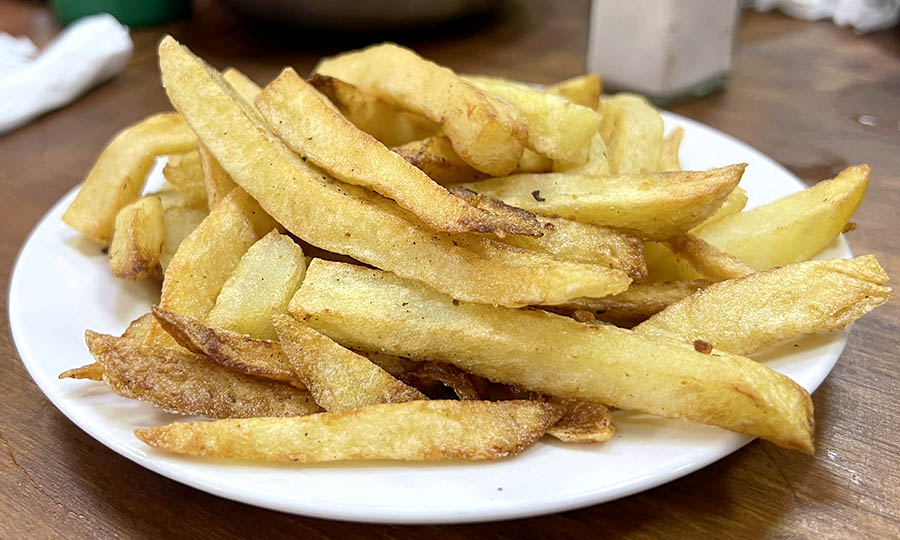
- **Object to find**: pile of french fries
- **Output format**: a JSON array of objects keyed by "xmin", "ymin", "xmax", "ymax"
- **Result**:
[{"xmin": 58, "ymin": 37, "xmax": 891, "ymax": 463}]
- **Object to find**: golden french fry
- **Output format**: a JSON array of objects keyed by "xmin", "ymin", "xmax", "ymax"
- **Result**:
[
  {"xmin": 157, "ymin": 191, "xmax": 208, "ymax": 272},
  {"xmin": 197, "ymin": 142, "xmax": 237, "ymax": 209},
  {"xmin": 135, "ymin": 400, "xmax": 563, "ymax": 462},
  {"xmin": 701, "ymin": 186, "xmax": 748, "ymax": 227},
  {"xmin": 309, "ymin": 74, "xmax": 439, "ymax": 147},
  {"xmin": 256, "ymin": 68, "xmax": 541, "ymax": 236},
  {"xmin": 450, "ymin": 187, "xmax": 646, "ymax": 279},
  {"xmin": 545, "ymin": 398, "xmax": 615, "ymax": 443},
  {"xmin": 85, "ymin": 330, "xmax": 320, "ymax": 418},
  {"xmin": 462, "ymin": 165, "xmax": 746, "ymax": 239},
  {"xmin": 162, "ymin": 150, "xmax": 207, "ymax": 209},
  {"xmin": 314, "ymin": 43, "xmax": 528, "ymax": 176},
  {"xmin": 518, "ymin": 149, "xmax": 554, "ymax": 173},
  {"xmin": 692, "ymin": 165, "xmax": 869, "ymax": 270},
  {"xmin": 62, "ymin": 112, "xmax": 197, "ymax": 243},
  {"xmin": 557, "ymin": 132, "xmax": 610, "ymax": 175},
  {"xmin": 391, "ymin": 136, "xmax": 488, "ymax": 185},
  {"xmin": 665, "ymin": 233, "xmax": 756, "ymax": 281},
  {"xmin": 463, "ymin": 74, "xmax": 602, "ymax": 167},
  {"xmin": 635, "ymin": 256, "xmax": 892, "ymax": 356},
  {"xmin": 159, "ymin": 37, "xmax": 629, "ymax": 306},
  {"xmin": 205, "ymin": 231, "xmax": 306, "ymax": 340},
  {"xmin": 160, "ymin": 188, "xmax": 276, "ymax": 323},
  {"xmin": 599, "ymin": 94, "xmax": 664, "ymax": 174},
  {"xmin": 544, "ymin": 279, "xmax": 711, "ymax": 327},
  {"xmin": 290, "ymin": 260, "xmax": 814, "ymax": 452},
  {"xmin": 222, "ymin": 67, "xmax": 261, "ymax": 102},
  {"xmin": 545, "ymin": 73, "xmax": 602, "ymax": 109},
  {"xmin": 660, "ymin": 127, "xmax": 684, "ymax": 172},
  {"xmin": 273, "ymin": 313, "xmax": 425, "ymax": 412},
  {"xmin": 108, "ymin": 196, "xmax": 164, "ymax": 280}
]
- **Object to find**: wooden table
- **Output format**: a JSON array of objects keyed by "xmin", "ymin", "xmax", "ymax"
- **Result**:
[{"xmin": 2, "ymin": 1, "xmax": 899, "ymax": 537}]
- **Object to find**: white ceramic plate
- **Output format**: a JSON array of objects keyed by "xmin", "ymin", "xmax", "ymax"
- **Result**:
[{"xmin": 10, "ymin": 111, "xmax": 851, "ymax": 524}]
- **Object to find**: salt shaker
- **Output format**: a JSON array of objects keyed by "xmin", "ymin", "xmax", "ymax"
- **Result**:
[{"xmin": 586, "ymin": 0, "xmax": 741, "ymax": 104}]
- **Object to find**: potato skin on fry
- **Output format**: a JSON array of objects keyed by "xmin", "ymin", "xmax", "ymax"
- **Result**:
[
  {"xmin": 314, "ymin": 43, "xmax": 528, "ymax": 176},
  {"xmin": 135, "ymin": 400, "xmax": 563, "ymax": 462},
  {"xmin": 636, "ymin": 256, "xmax": 892, "ymax": 356},
  {"xmin": 85, "ymin": 330, "xmax": 320, "ymax": 418},
  {"xmin": 290, "ymin": 260, "xmax": 815, "ymax": 452},
  {"xmin": 546, "ymin": 399, "xmax": 615, "ymax": 444}
]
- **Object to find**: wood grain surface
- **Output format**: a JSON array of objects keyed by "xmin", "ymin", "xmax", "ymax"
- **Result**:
[{"xmin": 2, "ymin": 1, "xmax": 899, "ymax": 537}]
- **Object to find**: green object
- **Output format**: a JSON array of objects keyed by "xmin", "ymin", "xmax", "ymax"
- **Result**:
[{"xmin": 52, "ymin": 0, "xmax": 190, "ymax": 27}]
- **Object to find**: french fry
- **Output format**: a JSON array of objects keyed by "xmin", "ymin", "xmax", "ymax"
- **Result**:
[
  {"xmin": 665, "ymin": 233, "xmax": 756, "ymax": 281},
  {"xmin": 197, "ymin": 142, "xmax": 237, "ymax": 209},
  {"xmin": 544, "ymin": 279, "xmax": 711, "ymax": 327},
  {"xmin": 545, "ymin": 398, "xmax": 615, "ymax": 443},
  {"xmin": 309, "ymin": 74, "xmax": 439, "ymax": 147},
  {"xmin": 135, "ymin": 400, "xmax": 563, "ymax": 462},
  {"xmin": 256, "ymin": 68, "xmax": 541, "ymax": 236},
  {"xmin": 62, "ymin": 112, "xmax": 197, "ymax": 243},
  {"xmin": 660, "ymin": 127, "xmax": 684, "ymax": 172},
  {"xmin": 85, "ymin": 330, "xmax": 320, "ymax": 418},
  {"xmin": 159, "ymin": 37, "xmax": 630, "ymax": 307},
  {"xmin": 108, "ymin": 196, "xmax": 164, "ymax": 280},
  {"xmin": 463, "ymin": 74, "xmax": 602, "ymax": 167},
  {"xmin": 398, "ymin": 362, "xmax": 486, "ymax": 400},
  {"xmin": 635, "ymin": 256, "xmax": 892, "ymax": 356},
  {"xmin": 160, "ymin": 188, "xmax": 276, "ymax": 323},
  {"xmin": 701, "ymin": 186, "xmax": 748, "ymax": 227},
  {"xmin": 518, "ymin": 149, "xmax": 554, "ymax": 173},
  {"xmin": 599, "ymin": 94, "xmax": 664, "ymax": 174},
  {"xmin": 158, "ymin": 191, "xmax": 208, "ymax": 271},
  {"xmin": 162, "ymin": 150, "xmax": 207, "ymax": 209},
  {"xmin": 392, "ymin": 136, "xmax": 488, "ymax": 185},
  {"xmin": 450, "ymin": 187, "xmax": 646, "ymax": 279},
  {"xmin": 290, "ymin": 259, "xmax": 815, "ymax": 452},
  {"xmin": 222, "ymin": 67, "xmax": 261, "ymax": 102},
  {"xmin": 314, "ymin": 43, "xmax": 528, "ymax": 176},
  {"xmin": 59, "ymin": 363, "xmax": 103, "ymax": 381},
  {"xmin": 557, "ymin": 132, "xmax": 610, "ymax": 175},
  {"xmin": 461, "ymin": 165, "xmax": 746, "ymax": 239},
  {"xmin": 545, "ymin": 73, "xmax": 602, "ymax": 109},
  {"xmin": 273, "ymin": 313, "xmax": 425, "ymax": 412},
  {"xmin": 691, "ymin": 165, "xmax": 869, "ymax": 270},
  {"xmin": 205, "ymin": 231, "xmax": 307, "ymax": 340}
]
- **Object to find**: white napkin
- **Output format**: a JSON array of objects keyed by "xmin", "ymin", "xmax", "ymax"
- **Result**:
[
  {"xmin": 0, "ymin": 13, "xmax": 132, "ymax": 134},
  {"xmin": 752, "ymin": 0, "xmax": 900, "ymax": 32}
]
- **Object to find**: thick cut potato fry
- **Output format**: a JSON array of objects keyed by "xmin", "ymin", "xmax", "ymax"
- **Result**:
[
  {"xmin": 205, "ymin": 231, "xmax": 306, "ymax": 340},
  {"xmin": 85, "ymin": 330, "xmax": 319, "ymax": 418},
  {"xmin": 290, "ymin": 260, "xmax": 814, "ymax": 452},
  {"xmin": 462, "ymin": 165, "xmax": 746, "ymax": 239},
  {"xmin": 160, "ymin": 188, "xmax": 276, "ymax": 323},
  {"xmin": 162, "ymin": 150, "xmax": 207, "ymax": 209},
  {"xmin": 256, "ymin": 68, "xmax": 540, "ymax": 236},
  {"xmin": 392, "ymin": 136, "xmax": 488, "ymax": 185},
  {"xmin": 636, "ymin": 256, "xmax": 892, "ymax": 356},
  {"xmin": 135, "ymin": 400, "xmax": 563, "ymax": 462},
  {"xmin": 273, "ymin": 313, "xmax": 425, "ymax": 412},
  {"xmin": 463, "ymin": 75, "xmax": 602, "ymax": 167},
  {"xmin": 108, "ymin": 196, "xmax": 164, "ymax": 280},
  {"xmin": 158, "ymin": 192, "xmax": 208, "ymax": 271},
  {"xmin": 599, "ymin": 94, "xmax": 664, "ymax": 174},
  {"xmin": 660, "ymin": 127, "xmax": 684, "ymax": 172},
  {"xmin": 691, "ymin": 165, "xmax": 869, "ymax": 270},
  {"xmin": 197, "ymin": 143, "xmax": 237, "ymax": 209},
  {"xmin": 665, "ymin": 233, "xmax": 755, "ymax": 281},
  {"xmin": 558, "ymin": 132, "xmax": 610, "ymax": 175},
  {"xmin": 545, "ymin": 280, "xmax": 710, "ymax": 327},
  {"xmin": 398, "ymin": 362, "xmax": 485, "ymax": 400},
  {"xmin": 309, "ymin": 74, "xmax": 439, "ymax": 147},
  {"xmin": 700, "ymin": 186, "xmax": 748, "ymax": 227},
  {"xmin": 450, "ymin": 187, "xmax": 646, "ymax": 279},
  {"xmin": 518, "ymin": 149, "xmax": 553, "ymax": 173},
  {"xmin": 222, "ymin": 67, "xmax": 261, "ymax": 102},
  {"xmin": 62, "ymin": 112, "xmax": 198, "ymax": 243},
  {"xmin": 545, "ymin": 73, "xmax": 602, "ymax": 109},
  {"xmin": 314, "ymin": 43, "xmax": 528, "ymax": 176},
  {"xmin": 546, "ymin": 398, "xmax": 615, "ymax": 443},
  {"xmin": 159, "ymin": 37, "xmax": 629, "ymax": 306}
]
